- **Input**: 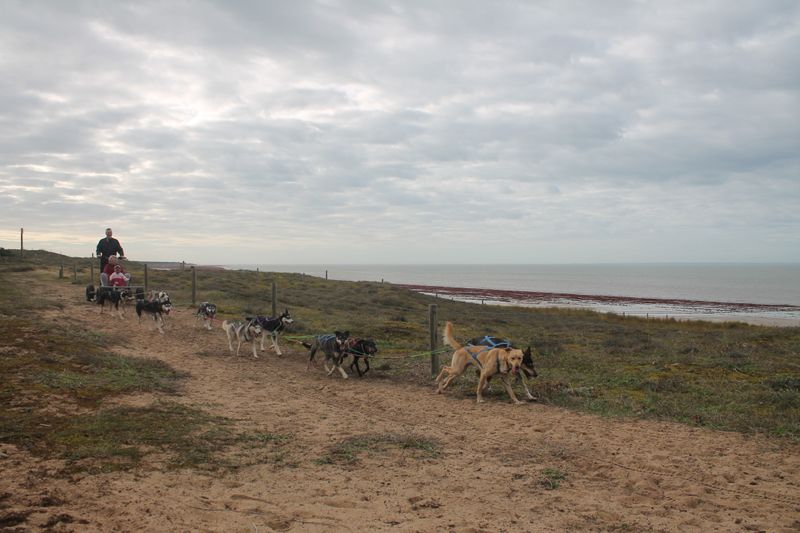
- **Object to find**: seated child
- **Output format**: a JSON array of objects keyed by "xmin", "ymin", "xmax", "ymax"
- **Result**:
[{"xmin": 109, "ymin": 264, "xmax": 130, "ymax": 287}]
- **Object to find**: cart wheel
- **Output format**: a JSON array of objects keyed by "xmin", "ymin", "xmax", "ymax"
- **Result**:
[{"xmin": 85, "ymin": 284, "xmax": 96, "ymax": 302}]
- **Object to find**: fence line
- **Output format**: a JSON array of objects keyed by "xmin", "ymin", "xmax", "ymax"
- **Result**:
[
  {"xmin": 60, "ymin": 260, "xmax": 602, "ymax": 373},
  {"xmin": 69, "ymin": 260, "xmax": 653, "ymax": 324},
  {"xmin": 66, "ymin": 262, "xmax": 454, "ymax": 372},
  {"xmin": 68, "ymin": 259, "xmax": 624, "ymax": 330}
]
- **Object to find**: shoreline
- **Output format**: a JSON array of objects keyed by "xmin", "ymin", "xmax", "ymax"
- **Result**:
[
  {"xmin": 398, "ymin": 283, "xmax": 800, "ymax": 311},
  {"xmin": 399, "ymin": 283, "xmax": 800, "ymax": 327}
]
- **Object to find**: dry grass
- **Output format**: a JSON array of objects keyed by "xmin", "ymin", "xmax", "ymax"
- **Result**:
[
  {"xmin": 0, "ymin": 260, "xmax": 290, "ymax": 472},
  {"xmin": 3, "ymin": 249, "xmax": 800, "ymax": 442}
]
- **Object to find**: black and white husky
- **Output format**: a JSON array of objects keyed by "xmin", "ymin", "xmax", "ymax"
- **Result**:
[
  {"xmin": 222, "ymin": 319, "xmax": 263, "ymax": 358},
  {"xmin": 302, "ymin": 331, "xmax": 351, "ymax": 379},
  {"xmin": 135, "ymin": 292, "xmax": 173, "ymax": 335},
  {"xmin": 97, "ymin": 287, "xmax": 132, "ymax": 320},
  {"xmin": 247, "ymin": 309, "xmax": 293, "ymax": 355},
  {"xmin": 194, "ymin": 302, "xmax": 217, "ymax": 330}
]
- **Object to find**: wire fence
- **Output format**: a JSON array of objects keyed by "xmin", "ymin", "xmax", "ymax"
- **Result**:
[
  {"xmin": 65, "ymin": 260, "xmax": 567, "ymax": 377},
  {"xmin": 62, "ymin": 258, "xmax": 760, "ymax": 378}
]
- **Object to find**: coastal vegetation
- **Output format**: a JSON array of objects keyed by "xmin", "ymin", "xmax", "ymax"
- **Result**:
[{"xmin": 1, "ymin": 249, "xmax": 798, "ymax": 473}]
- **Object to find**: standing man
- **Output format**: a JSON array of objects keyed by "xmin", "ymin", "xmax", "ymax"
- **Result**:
[{"xmin": 96, "ymin": 227, "xmax": 125, "ymax": 271}]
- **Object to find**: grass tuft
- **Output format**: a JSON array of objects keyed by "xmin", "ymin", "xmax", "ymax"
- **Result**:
[
  {"xmin": 48, "ymin": 402, "xmax": 231, "ymax": 471},
  {"xmin": 318, "ymin": 433, "xmax": 441, "ymax": 465},
  {"xmin": 539, "ymin": 468, "xmax": 567, "ymax": 490}
]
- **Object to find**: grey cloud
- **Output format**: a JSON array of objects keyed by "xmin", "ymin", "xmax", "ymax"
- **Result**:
[{"xmin": 0, "ymin": 0, "xmax": 797, "ymax": 263}]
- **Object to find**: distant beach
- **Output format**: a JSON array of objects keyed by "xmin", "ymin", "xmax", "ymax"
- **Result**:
[
  {"xmin": 398, "ymin": 284, "xmax": 800, "ymax": 327},
  {"xmin": 222, "ymin": 263, "xmax": 800, "ymax": 327}
]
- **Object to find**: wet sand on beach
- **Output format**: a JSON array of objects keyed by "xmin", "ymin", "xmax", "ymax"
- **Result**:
[{"xmin": 400, "ymin": 284, "xmax": 800, "ymax": 327}]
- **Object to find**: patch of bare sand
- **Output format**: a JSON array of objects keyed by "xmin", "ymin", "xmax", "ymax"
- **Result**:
[{"xmin": 2, "ymin": 280, "xmax": 799, "ymax": 532}]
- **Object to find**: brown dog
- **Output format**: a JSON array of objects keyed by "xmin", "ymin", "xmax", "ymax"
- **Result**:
[{"xmin": 436, "ymin": 321, "xmax": 525, "ymax": 404}]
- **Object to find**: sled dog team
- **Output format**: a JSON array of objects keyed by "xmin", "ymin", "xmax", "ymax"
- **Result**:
[
  {"xmin": 221, "ymin": 312, "xmax": 379, "ymax": 380},
  {"xmin": 87, "ymin": 285, "xmax": 173, "ymax": 334},
  {"xmin": 222, "ymin": 310, "xmax": 538, "ymax": 399},
  {"xmin": 89, "ymin": 288, "xmax": 538, "ymax": 400}
]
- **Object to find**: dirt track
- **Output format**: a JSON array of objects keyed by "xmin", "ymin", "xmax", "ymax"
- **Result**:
[{"xmin": 2, "ymin": 281, "xmax": 800, "ymax": 532}]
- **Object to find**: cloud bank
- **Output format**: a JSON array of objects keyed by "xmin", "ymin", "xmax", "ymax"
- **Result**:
[{"xmin": 1, "ymin": 0, "xmax": 798, "ymax": 263}]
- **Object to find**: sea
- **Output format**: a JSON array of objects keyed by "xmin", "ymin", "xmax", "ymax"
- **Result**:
[{"xmin": 222, "ymin": 263, "xmax": 800, "ymax": 326}]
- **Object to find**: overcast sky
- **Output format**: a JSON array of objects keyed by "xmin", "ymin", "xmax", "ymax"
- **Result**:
[{"xmin": 1, "ymin": 1, "xmax": 798, "ymax": 264}]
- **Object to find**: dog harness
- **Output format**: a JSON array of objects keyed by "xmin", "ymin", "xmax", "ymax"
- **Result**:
[
  {"xmin": 466, "ymin": 336, "xmax": 513, "ymax": 372},
  {"xmin": 465, "ymin": 344, "xmax": 513, "ymax": 374},
  {"xmin": 465, "ymin": 346, "xmax": 489, "ymax": 369},
  {"xmin": 497, "ymin": 352, "xmax": 506, "ymax": 374},
  {"xmin": 242, "ymin": 319, "xmax": 258, "ymax": 342},
  {"xmin": 255, "ymin": 313, "xmax": 291, "ymax": 334},
  {"xmin": 470, "ymin": 336, "xmax": 512, "ymax": 349},
  {"xmin": 346, "ymin": 340, "xmax": 377, "ymax": 358}
]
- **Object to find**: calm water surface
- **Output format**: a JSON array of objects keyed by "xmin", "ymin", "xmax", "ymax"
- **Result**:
[{"xmin": 225, "ymin": 263, "xmax": 800, "ymax": 306}]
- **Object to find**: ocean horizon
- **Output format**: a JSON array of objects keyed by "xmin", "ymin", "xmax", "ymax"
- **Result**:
[
  {"xmin": 221, "ymin": 263, "xmax": 800, "ymax": 305},
  {"xmin": 219, "ymin": 263, "xmax": 800, "ymax": 326}
]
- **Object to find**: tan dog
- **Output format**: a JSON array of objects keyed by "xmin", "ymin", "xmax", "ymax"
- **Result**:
[{"xmin": 436, "ymin": 321, "xmax": 525, "ymax": 404}]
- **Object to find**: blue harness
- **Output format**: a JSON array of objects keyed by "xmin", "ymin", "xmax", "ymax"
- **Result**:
[
  {"xmin": 466, "ymin": 346, "xmax": 488, "ymax": 369},
  {"xmin": 471, "ymin": 336, "xmax": 512, "ymax": 349},
  {"xmin": 467, "ymin": 337, "xmax": 512, "ymax": 372}
]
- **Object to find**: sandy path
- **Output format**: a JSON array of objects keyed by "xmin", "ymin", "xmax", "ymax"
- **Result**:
[{"xmin": 2, "ymin": 280, "xmax": 799, "ymax": 532}]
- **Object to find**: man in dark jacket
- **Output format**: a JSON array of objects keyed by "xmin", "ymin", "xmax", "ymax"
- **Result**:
[{"xmin": 96, "ymin": 228, "xmax": 125, "ymax": 270}]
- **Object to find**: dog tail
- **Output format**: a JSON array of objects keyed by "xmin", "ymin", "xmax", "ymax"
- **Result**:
[
  {"xmin": 300, "ymin": 341, "xmax": 312, "ymax": 350},
  {"xmin": 442, "ymin": 321, "xmax": 462, "ymax": 350}
]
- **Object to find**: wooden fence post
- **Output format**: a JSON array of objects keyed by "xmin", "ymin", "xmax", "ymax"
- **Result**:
[
  {"xmin": 271, "ymin": 281, "xmax": 277, "ymax": 317},
  {"xmin": 90, "ymin": 263, "xmax": 94, "ymax": 285},
  {"xmin": 191, "ymin": 266, "xmax": 197, "ymax": 305},
  {"xmin": 59, "ymin": 262, "xmax": 64, "ymax": 279},
  {"xmin": 73, "ymin": 263, "xmax": 78, "ymax": 283},
  {"xmin": 20, "ymin": 228, "xmax": 23, "ymax": 256},
  {"xmin": 144, "ymin": 264, "xmax": 149, "ymax": 293},
  {"xmin": 429, "ymin": 304, "xmax": 439, "ymax": 377}
]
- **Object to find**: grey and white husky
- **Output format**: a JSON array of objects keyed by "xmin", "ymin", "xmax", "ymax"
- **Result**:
[
  {"xmin": 222, "ymin": 319, "xmax": 263, "ymax": 358},
  {"xmin": 303, "ymin": 331, "xmax": 351, "ymax": 379}
]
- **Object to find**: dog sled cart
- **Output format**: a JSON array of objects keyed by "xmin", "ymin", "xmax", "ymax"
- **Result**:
[{"xmin": 85, "ymin": 283, "xmax": 146, "ymax": 303}]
